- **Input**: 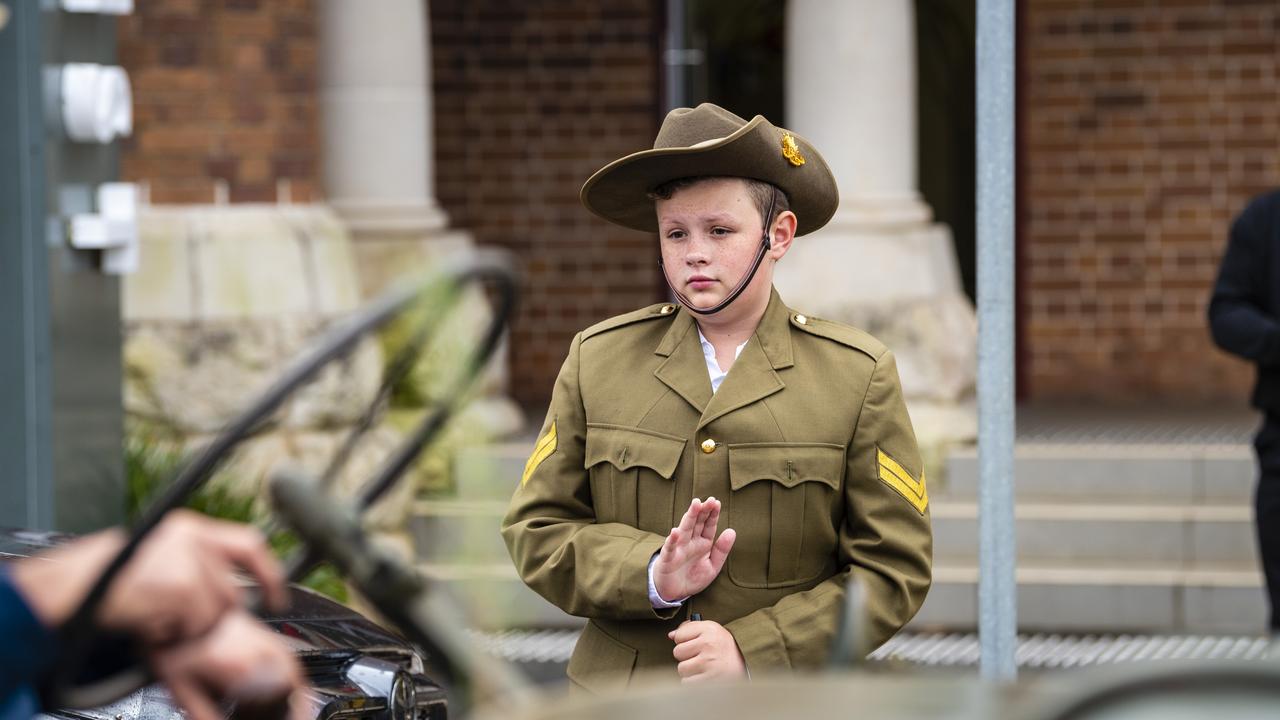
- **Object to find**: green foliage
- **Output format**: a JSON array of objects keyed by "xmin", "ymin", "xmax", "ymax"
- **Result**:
[
  {"xmin": 267, "ymin": 531, "xmax": 349, "ymax": 603},
  {"xmin": 377, "ymin": 282, "xmax": 461, "ymax": 409},
  {"xmin": 124, "ymin": 432, "xmax": 348, "ymax": 603}
]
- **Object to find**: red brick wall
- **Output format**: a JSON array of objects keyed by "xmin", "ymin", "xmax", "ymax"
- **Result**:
[
  {"xmin": 431, "ymin": 1, "xmax": 665, "ymax": 408},
  {"xmin": 1022, "ymin": 0, "xmax": 1280, "ymax": 403},
  {"xmin": 117, "ymin": 0, "xmax": 662, "ymax": 410},
  {"xmin": 117, "ymin": 0, "xmax": 320, "ymax": 204}
]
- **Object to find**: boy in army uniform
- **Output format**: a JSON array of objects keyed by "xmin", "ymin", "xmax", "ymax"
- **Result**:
[{"xmin": 502, "ymin": 103, "xmax": 932, "ymax": 692}]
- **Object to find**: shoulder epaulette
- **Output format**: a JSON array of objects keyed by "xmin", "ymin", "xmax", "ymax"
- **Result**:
[
  {"xmin": 789, "ymin": 312, "xmax": 886, "ymax": 360},
  {"xmin": 582, "ymin": 303, "xmax": 678, "ymax": 340}
]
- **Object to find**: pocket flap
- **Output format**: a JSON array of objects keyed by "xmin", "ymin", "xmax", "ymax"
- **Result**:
[
  {"xmin": 584, "ymin": 424, "xmax": 686, "ymax": 479},
  {"xmin": 728, "ymin": 442, "xmax": 845, "ymax": 491}
]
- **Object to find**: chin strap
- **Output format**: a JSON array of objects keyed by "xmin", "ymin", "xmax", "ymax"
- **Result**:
[{"xmin": 659, "ymin": 187, "xmax": 778, "ymax": 316}]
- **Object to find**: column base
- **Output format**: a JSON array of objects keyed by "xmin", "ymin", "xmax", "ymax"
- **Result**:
[
  {"xmin": 828, "ymin": 192, "xmax": 934, "ymax": 230},
  {"xmin": 778, "ymin": 219, "xmax": 964, "ymax": 303},
  {"xmin": 329, "ymin": 199, "xmax": 451, "ymax": 238},
  {"xmin": 773, "ymin": 220, "xmax": 977, "ymax": 453},
  {"xmin": 346, "ymin": 225, "xmax": 475, "ymax": 299}
]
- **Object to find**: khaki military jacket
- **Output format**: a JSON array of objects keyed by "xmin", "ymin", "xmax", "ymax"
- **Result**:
[{"xmin": 501, "ymin": 288, "xmax": 932, "ymax": 692}]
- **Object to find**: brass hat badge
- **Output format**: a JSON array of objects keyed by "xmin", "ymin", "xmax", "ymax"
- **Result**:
[{"xmin": 781, "ymin": 133, "xmax": 805, "ymax": 167}]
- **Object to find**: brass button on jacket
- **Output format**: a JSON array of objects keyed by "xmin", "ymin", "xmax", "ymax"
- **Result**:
[{"xmin": 700, "ymin": 438, "xmax": 717, "ymax": 454}]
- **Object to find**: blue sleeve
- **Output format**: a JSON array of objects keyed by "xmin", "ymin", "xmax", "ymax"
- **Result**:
[
  {"xmin": 1209, "ymin": 191, "xmax": 1280, "ymax": 365},
  {"xmin": 0, "ymin": 568, "xmax": 57, "ymax": 720}
]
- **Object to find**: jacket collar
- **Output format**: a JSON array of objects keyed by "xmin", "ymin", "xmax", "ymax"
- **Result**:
[
  {"xmin": 652, "ymin": 287, "xmax": 794, "ymax": 426},
  {"xmin": 654, "ymin": 287, "xmax": 795, "ymax": 369}
]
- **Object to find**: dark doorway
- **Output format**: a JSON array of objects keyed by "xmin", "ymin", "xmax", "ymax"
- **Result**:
[
  {"xmin": 684, "ymin": 0, "xmax": 786, "ymax": 125},
  {"xmin": 917, "ymin": 0, "xmax": 977, "ymax": 302}
]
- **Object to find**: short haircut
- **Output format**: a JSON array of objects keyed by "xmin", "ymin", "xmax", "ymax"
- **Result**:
[{"xmin": 648, "ymin": 176, "xmax": 792, "ymax": 227}]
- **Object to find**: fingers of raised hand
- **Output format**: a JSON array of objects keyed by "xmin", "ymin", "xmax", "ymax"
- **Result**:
[
  {"xmin": 701, "ymin": 498, "xmax": 721, "ymax": 541},
  {"xmin": 660, "ymin": 526, "xmax": 675, "ymax": 551},
  {"xmin": 678, "ymin": 498, "xmax": 703, "ymax": 536},
  {"xmin": 691, "ymin": 498, "xmax": 710, "ymax": 539},
  {"xmin": 658, "ymin": 525, "xmax": 684, "ymax": 563},
  {"xmin": 709, "ymin": 527, "xmax": 736, "ymax": 572}
]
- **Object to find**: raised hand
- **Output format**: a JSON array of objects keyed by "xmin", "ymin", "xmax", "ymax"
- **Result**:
[{"xmin": 652, "ymin": 497, "xmax": 736, "ymax": 602}]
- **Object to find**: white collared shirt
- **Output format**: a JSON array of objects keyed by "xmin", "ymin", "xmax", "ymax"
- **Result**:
[{"xmin": 697, "ymin": 328, "xmax": 748, "ymax": 395}]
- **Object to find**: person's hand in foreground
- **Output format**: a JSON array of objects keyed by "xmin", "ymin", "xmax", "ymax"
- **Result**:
[
  {"xmin": 670, "ymin": 619, "xmax": 746, "ymax": 683},
  {"xmin": 652, "ymin": 497, "xmax": 737, "ymax": 603},
  {"xmin": 11, "ymin": 509, "xmax": 288, "ymax": 646},
  {"xmin": 152, "ymin": 609, "xmax": 308, "ymax": 720},
  {"xmin": 9, "ymin": 510, "xmax": 303, "ymax": 719}
]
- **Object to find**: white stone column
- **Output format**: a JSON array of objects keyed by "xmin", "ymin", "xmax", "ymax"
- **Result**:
[
  {"xmin": 777, "ymin": 0, "xmax": 976, "ymax": 448},
  {"xmin": 315, "ymin": 0, "xmax": 521, "ymax": 443},
  {"xmin": 787, "ymin": 0, "xmax": 929, "ymax": 230},
  {"xmin": 317, "ymin": 0, "xmax": 448, "ymax": 236}
]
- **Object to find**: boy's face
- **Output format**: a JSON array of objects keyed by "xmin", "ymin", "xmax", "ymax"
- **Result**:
[{"xmin": 655, "ymin": 177, "xmax": 776, "ymax": 313}]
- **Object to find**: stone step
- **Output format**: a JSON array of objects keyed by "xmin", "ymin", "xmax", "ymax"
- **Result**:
[
  {"xmin": 411, "ymin": 493, "xmax": 1261, "ymax": 569},
  {"xmin": 409, "ymin": 499, "xmax": 510, "ymax": 564},
  {"xmin": 942, "ymin": 443, "xmax": 1254, "ymax": 505},
  {"xmin": 911, "ymin": 562, "xmax": 1266, "ymax": 635},
  {"xmin": 931, "ymin": 501, "xmax": 1257, "ymax": 567},
  {"xmin": 452, "ymin": 441, "xmax": 530, "ymax": 501},
  {"xmin": 434, "ymin": 439, "xmax": 1267, "ymax": 635},
  {"xmin": 417, "ymin": 562, "xmax": 582, "ymax": 631}
]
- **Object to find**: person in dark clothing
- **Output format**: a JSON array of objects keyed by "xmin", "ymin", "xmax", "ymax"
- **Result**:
[{"xmin": 1208, "ymin": 188, "xmax": 1280, "ymax": 631}]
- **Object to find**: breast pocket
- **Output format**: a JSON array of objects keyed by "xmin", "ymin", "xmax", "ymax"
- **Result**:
[
  {"xmin": 726, "ymin": 442, "xmax": 845, "ymax": 588},
  {"xmin": 585, "ymin": 424, "xmax": 686, "ymax": 534}
]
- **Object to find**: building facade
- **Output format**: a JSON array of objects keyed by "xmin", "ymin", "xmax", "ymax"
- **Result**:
[{"xmin": 115, "ymin": 0, "xmax": 1279, "ymax": 411}]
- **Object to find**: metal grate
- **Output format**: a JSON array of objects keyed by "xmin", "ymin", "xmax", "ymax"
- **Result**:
[
  {"xmin": 468, "ymin": 629, "xmax": 580, "ymax": 664},
  {"xmin": 870, "ymin": 632, "xmax": 1273, "ymax": 670},
  {"xmin": 1014, "ymin": 404, "xmax": 1258, "ymax": 446},
  {"xmin": 470, "ymin": 629, "xmax": 1274, "ymax": 671}
]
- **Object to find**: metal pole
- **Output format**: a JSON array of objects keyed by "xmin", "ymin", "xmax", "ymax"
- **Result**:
[
  {"xmin": 976, "ymin": 0, "xmax": 1018, "ymax": 681},
  {"xmin": 663, "ymin": 0, "xmax": 685, "ymax": 112},
  {"xmin": 0, "ymin": 0, "xmax": 54, "ymax": 530}
]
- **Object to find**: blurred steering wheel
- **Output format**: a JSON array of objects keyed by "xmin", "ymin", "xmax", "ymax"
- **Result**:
[{"xmin": 41, "ymin": 249, "xmax": 520, "ymax": 712}]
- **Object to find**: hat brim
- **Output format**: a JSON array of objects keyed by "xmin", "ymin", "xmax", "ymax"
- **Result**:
[{"xmin": 580, "ymin": 116, "xmax": 838, "ymax": 237}]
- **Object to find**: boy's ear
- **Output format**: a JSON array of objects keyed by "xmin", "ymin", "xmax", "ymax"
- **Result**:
[{"xmin": 768, "ymin": 210, "xmax": 798, "ymax": 259}]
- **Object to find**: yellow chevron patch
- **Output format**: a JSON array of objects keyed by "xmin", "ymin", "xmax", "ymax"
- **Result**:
[
  {"xmin": 877, "ymin": 448, "xmax": 928, "ymax": 514},
  {"xmin": 521, "ymin": 420, "xmax": 557, "ymax": 486}
]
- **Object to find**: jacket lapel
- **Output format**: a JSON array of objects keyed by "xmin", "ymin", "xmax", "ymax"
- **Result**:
[
  {"xmin": 653, "ymin": 290, "xmax": 798, "ymax": 428},
  {"xmin": 653, "ymin": 310, "xmax": 713, "ymax": 414},
  {"xmin": 696, "ymin": 336, "xmax": 783, "ymax": 430},
  {"xmin": 696, "ymin": 288, "xmax": 795, "ymax": 431}
]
